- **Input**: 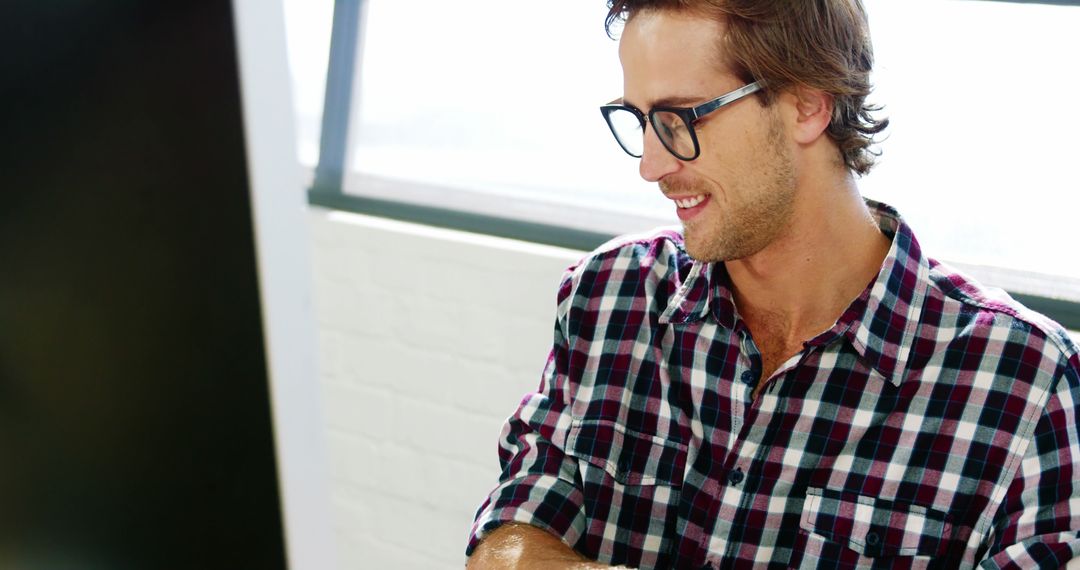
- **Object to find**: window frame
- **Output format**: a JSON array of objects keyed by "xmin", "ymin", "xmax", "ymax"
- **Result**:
[{"xmin": 307, "ymin": 0, "xmax": 1080, "ymax": 331}]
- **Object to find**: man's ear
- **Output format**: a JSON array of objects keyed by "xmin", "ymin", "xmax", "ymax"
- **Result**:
[{"xmin": 787, "ymin": 85, "xmax": 834, "ymax": 145}]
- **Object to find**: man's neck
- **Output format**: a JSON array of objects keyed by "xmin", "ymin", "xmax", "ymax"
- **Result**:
[{"xmin": 725, "ymin": 174, "xmax": 891, "ymax": 348}]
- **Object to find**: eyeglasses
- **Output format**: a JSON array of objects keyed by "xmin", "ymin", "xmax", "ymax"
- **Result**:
[{"xmin": 600, "ymin": 81, "xmax": 762, "ymax": 161}]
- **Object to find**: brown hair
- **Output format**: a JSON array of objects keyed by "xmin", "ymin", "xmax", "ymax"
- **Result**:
[{"xmin": 606, "ymin": 0, "xmax": 888, "ymax": 176}]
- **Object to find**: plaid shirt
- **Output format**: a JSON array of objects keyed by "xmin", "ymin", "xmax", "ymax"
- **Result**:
[{"xmin": 467, "ymin": 201, "xmax": 1080, "ymax": 569}]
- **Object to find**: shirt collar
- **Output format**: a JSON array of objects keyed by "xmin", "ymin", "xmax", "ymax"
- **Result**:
[
  {"xmin": 658, "ymin": 259, "xmax": 715, "ymax": 325},
  {"xmin": 659, "ymin": 199, "xmax": 930, "ymax": 386},
  {"xmin": 822, "ymin": 200, "xmax": 930, "ymax": 386}
]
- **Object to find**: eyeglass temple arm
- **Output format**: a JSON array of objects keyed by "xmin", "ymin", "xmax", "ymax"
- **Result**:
[{"xmin": 689, "ymin": 82, "xmax": 762, "ymax": 120}]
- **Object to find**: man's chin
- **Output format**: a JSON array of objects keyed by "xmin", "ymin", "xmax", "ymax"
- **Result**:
[
  {"xmin": 683, "ymin": 226, "xmax": 751, "ymax": 263},
  {"xmin": 682, "ymin": 229, "xmax": 722, "ymax": 263}
]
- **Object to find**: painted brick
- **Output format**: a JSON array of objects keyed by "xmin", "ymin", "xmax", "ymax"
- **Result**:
[
  {"xmin": 325, "ymin": 430, "xmax": 379, "ymax": 489},
  {"xmin": 420, "ymin": 455, "xmax": 503, "ymax": 522},
  {"xmin": 366, "ymin": 492, "xmax": 473, "ymax": 565},
  {"xmin": 313, "ymin": 276, "xmax": 395, "ymax": 337},
  {"xmin": 332, "ymin": 485, "xmax": 376, "ymax": 535},
  {"xmin": 336, "ymin": 332, "xmax": 391, "ymax": 389},
  {"xmin": 310, "ymin": 210, "xmax": 586, "ymax": 570},
  {"xmin": 391, "ymin": 395, "xmax": 503, "ymax": 462},
  {"xmin": 450, "ymin": 358, "xmax": 533, "ymax": 420},
  {"xmin": 371, "ymin": 442, "xmax": 426, "ymax": 500},
  {"xmin": 322, "ymin": 381, "xmax": 395, "ymax": 441},
  {"xmin": 341, "ymin": 535, "xmax": 446, "ymax": 570}
]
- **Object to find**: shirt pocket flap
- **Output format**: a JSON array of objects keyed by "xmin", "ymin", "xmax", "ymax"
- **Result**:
[
  {"xmin": 800, "ymin": 487, "xmax": 953, "ymax": 558},
  {"xmin": 566, "ymin": 420, "xmax": 685, "ymax": 486}
]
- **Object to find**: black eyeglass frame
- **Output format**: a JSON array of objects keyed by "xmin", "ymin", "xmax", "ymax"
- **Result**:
[{"xmin": 600, "ymin": 81, "xmax": 763, "ymax": 161}]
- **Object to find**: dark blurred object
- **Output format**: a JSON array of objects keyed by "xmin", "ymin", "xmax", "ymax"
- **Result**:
[{"xmin": 0, "ymin": 2, "xmax": 286, "ymax": 569}]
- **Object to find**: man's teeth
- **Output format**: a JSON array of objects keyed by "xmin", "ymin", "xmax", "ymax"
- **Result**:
[{"xmin": 675, "ymin": 195, "xmax": 706, "ymax": 208}]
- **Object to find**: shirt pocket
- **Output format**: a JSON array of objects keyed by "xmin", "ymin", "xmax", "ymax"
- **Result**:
[
  {"xmin": 564, "ymin": 419, "xmax": 686, "ymax": 568},
  {"xmin": 566, "ymin": 419, "xmax": 685, "ymax": 487},
  {"xmin": 800, "ymin": 487, "xmax": 953, "ymax": 560}
]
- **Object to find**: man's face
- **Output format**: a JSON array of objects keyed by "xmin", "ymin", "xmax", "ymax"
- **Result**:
[{"xmin": 619, "ymin": 10, "xmax": 797, "ymax": 262}]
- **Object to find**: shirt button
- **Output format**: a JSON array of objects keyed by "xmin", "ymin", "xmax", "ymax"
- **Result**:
[
  {"xmin": 866, "ymin": 531, "xmax": 880, "ymax": 546},
  {"xmin": 617, "ymin": 457, "xmax": 631, "ymax": 475},
  {"xmin": 728, "ymin": 467, "xmax": 744, "ymax": 485},
  {"xmin": 740, "ymin": 370, "xmax": 755, "ymax": 384}
]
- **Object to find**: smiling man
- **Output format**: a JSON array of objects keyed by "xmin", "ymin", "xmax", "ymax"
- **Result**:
[{"xmin": 466, "ymin": 1, "xmax": 1080, "ymax": 568}]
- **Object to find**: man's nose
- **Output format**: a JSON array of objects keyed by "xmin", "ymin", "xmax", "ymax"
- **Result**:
[{"xmin": 638, "ymin": 126, "xmax": 682, "ymax": 182}]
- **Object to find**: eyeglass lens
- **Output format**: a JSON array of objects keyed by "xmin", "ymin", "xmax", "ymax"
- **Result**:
[
  {"xmin": 606, "ymin": 108, "xmax": 695, "ymax": 160},
  {"xmin": 652, "ymin": 111, "xmax": 694, "ymax": 159},
  {"xmin": 606, "ymin": 108, "xmax": 645, "ymax": 157}
]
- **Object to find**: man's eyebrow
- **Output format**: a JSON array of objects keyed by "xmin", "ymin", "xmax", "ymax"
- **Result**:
[{"xmin": 621, "ymin": 95, "xmax": 704, "ymax": 110}]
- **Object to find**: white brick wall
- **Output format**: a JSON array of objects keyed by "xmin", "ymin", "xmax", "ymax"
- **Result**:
[{"xmin": 310, "ymin": 208, "xmax": 584, "ymax": 569}]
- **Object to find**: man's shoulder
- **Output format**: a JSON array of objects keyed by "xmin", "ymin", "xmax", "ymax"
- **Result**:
[
  {"xmin": 565, "ymin": 226, "xmax": 690, "ymax": 279},
  {"xmin": 924, "ymin": 259, "xmax": 1078, "ymax": 367},
  {"xmin": 593, "ymin": 225, "xmax": 687, "ymax": 257},
  {"xmin": 556, "ymin": 226, "xmax": 697, "ymax": 309}
]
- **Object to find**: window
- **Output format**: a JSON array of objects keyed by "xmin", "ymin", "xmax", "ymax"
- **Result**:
[
  {"xmin": 858, "ymin": 0, "xmax": 1080, "ymax": 281},
  {"xmin": 285, "ymin": 0, "xmax": 1080, "ymax": 325},
  {"xmin": 345, "ymin": 1, "xmax": 664, "ymax": 231}
]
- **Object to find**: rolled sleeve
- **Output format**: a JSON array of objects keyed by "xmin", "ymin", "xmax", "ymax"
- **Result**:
[{"xmin": 467, "ymin": 458, "xmax": 587, "ymax": 554}]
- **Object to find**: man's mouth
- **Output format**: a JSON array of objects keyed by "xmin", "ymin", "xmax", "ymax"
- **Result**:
[
  {"xmin": 673, "ymin": 194, "xmax": 708, "ymax": 209},
  {"xmin": 669, "ymin": 194, "xmax": 711, "ymax": 221}
]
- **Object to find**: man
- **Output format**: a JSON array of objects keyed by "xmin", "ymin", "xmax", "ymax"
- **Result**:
[{"xmin": 466, "ymin": 1, "xmax": 1080, "ymax": 568}]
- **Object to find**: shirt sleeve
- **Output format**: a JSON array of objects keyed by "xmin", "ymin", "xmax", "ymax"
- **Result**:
[
  {"xmin": 979, "ymin": 355, "xmax": 1080, "ymax": 568},
  {"xmin": 465, "ymin": 267, "xmax": 588, "ymax": 556}
]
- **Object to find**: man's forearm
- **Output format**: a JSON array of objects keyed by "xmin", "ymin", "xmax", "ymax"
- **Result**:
[{"xmin": 466, "ymin": 523, "xmax": 630, "ymax": 570}]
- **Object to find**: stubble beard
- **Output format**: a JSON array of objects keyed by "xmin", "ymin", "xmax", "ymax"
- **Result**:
[{"xmin": 675, "ymin": 116, "xmax": 797, "ymax": 263}]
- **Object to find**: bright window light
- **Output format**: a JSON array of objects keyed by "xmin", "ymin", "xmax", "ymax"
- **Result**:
[{"xmin": 285, "ymin": 0, "xmax": 1080, "ymax": 281}]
